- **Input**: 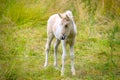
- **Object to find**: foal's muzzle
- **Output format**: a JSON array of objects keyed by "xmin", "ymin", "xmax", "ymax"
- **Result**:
[{"xmin": 61, "ymin": 34, "xmax": 66, "ymax": 40}]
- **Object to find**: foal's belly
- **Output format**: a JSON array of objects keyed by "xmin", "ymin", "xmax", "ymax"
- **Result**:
[{"xmin": 66, "ymin": 38, "xmax": 73, "ymax": 44}]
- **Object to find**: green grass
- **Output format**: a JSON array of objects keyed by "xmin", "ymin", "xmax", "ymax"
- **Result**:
[{"xmin": 0, "ymin": 0, "xmax": 120, "ymax": 80}]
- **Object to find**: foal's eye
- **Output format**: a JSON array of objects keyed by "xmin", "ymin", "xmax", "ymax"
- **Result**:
[{"xmin": 65, "ymin": 25, "xmax": 68, "ymax": 28}]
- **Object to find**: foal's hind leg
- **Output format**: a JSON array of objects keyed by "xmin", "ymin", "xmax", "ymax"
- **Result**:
[
  {"xmin": 54, "ymin": 39, "xmax": 60, "ymax": 68},
  {"xmin": 44, "ymin": 33, "xmax": 54, "ymax": 67}
]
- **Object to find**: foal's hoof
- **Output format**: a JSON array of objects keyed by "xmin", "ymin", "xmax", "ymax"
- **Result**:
[
  {"xmin": 54, "ymin": 66, "xmax": 59, "ymax": 70},
  {"xmin": 71, "ymin": 69, "xmax": 76, "ymax": 76},
  {"xmin": 44, "ymin": 64, "xmax": 47, "ymax": 68},
  {"xmin": 61, "ymin": 73, "xmax": 64, "ymax": 76},
  {"xmin": 61, "ymin": 71, "xmax": 64, "ymax": 76},
  {"xmin": 72, "ymin": 71, "xmax": 76, "ymax": 76}
]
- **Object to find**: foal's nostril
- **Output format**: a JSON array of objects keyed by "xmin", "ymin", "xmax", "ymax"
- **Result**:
[
  {"xmin": 61, "ymin": 36, "xmax": 64, "ymax": 40},
  {"xmin": 61, "ymin": 35, "xmax": 66, "ymax": 40}
]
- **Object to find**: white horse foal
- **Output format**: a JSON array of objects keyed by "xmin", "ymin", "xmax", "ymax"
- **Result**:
[{"xmin": 44, "ymin": 10, "xmax": 77, "ymax": 76}]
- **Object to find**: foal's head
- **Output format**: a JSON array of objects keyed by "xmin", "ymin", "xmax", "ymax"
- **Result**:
[{"xmin": 58, "ymin": 14, "xmax": 72, "ymax": 40}]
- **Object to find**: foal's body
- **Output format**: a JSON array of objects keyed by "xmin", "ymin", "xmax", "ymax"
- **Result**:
[{"xmin": 44, "ymin": 10, "xmax": 77, "ymax": 76}]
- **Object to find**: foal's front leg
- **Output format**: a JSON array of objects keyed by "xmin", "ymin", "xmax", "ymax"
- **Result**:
[
  {"xmin": 61, "ymin": 40, "xmax": 66, "ymax": 76},
  {"xmin": 70, "ymin": 44, "xmax": 76, "ymax": 75},
  {"xmin": 54, "ymin": 39, "xmax": 60, "ymax": 68},
  {"xmin": 44, "ymin": 33, "xmax": 54, "ymax": 67}
]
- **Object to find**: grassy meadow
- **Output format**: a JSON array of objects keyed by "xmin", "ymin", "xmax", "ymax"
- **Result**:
[{"xmin": 0, "ymin": 0, "xmax": 120, "ymax": 80}]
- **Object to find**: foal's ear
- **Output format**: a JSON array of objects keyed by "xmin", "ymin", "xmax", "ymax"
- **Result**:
[
  {"xmin": 58, "ymin": 14, "xmax": 62, "ymax": 19},
  {"xmin": 66, "ymin": 14, "xmax": 70, "ymax": 21}
]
